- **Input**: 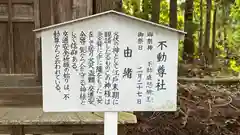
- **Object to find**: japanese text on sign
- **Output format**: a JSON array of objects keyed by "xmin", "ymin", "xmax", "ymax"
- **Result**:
[{"xmin": 43, "ymin": 27, "xmax": 177, "ymax": 112}]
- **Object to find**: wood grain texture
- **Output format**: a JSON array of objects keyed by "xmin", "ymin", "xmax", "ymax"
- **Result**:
[
  {"xmin": 93, "ymin": 0, "xmax": 122, "ymax": 14},
  {"xmin": 0, "ymin": 126, "xmax": 11, "ymax": 133},
  {"xmin": 13, "ymin": 23, "xmax": 35, "ymax": 74},
  {"xmin": 33, "ymin": 0, "xmax": 40, "ymax": 84},
  {"xmin": 52, "ymin": 0, "xmax": 72, "ymax": 24},
  {"xmin": 24, "ymin": 124, "xmax": 133, "ymax": 134},
  {"xmin": 0, "ymin": 4, "xmax": 8, "ymax": 17},
  {"xmin": 0, "ymin": 108, "xmax": 43, "ymax": 125},
  {"xmin": 0, "ymin": 1, "xmax": 39, "ymax": 79},
  {"xmin": 38, "ymin": 0, "xmax": 54, "ymax": 84},
  {"xmin": 39, "ymin": 111, "xmax": 80, "ymax": 125},
  {"xmin": 0, "ymin": 0, "xmax": 34, "ymax": 4},
  {"xmin": 39, "ymin": 0, "xmax": 53, "ymax": 27},
  {"xmin": 0, "ymin": 23, "xmax": 9, "ymax": 73},
  {"xmin": 72, "ymin": 0, "xmax": 93, "ymax": 19},
  {"xmin": 12, "ymin": 4, "xmax": 33, "ymax": 19},
  {"xmin": 0, "ymin": 86, "xmax": 136, "ymax": 124},
  {"xmin": 0, "ymin": 94, "xmax": 41, "ymax": 107},
  {"xmin": 0, "ymin": 17, "xmax": 34, "ymax": 22},
  {"xmin": 12, "ymin": 126, "xmax": 24, "ymax": 135},
  {"xmin": 0, "ymin": 124, "xmax": 134, "ymax": 134},
  {"xmin": 24, "ymin": 125, "xmax": 103, "ymax": 134},
  {"xmin": 8, "ymin": 0, "xmax": 14, "ymax": 73},
  {"xmin": 0, "ymin": 107, "xmax": 136, "ymax": 125},
  {"xmin": 0, "ymin": 86, "xmax": 41, "ymax": 93},
  {"xmin": 0, "ymin": 74, "xmax": 36, "ymax": 87},
  {"xmin": 0, "ymin": 87, "xmax": 41, "ymax": 107}
]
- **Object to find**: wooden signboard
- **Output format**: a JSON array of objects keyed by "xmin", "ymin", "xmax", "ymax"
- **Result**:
[{"xmin": 34, "ymin": 10, "xmax": 186, "ymax": 135}]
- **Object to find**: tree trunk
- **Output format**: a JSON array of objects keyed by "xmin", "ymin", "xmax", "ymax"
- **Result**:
[
  {"xmin": 151, "ymin": 0, "xmax": 160, "ymax": 23},
  {"xmin": 93, "ymin": 0, "xmax": 122, "ymax": 14},
  {"xmin": 52, "ymin": 0, "xmax": 72, "ymax": 24},
  {"xmin": 198, "ymin": 0, "xmax": 203, "ymax": 53},
  {"xmin": 211, "ymin": 7, "xmax": 217, "ymax": 67},
  {"xmin": 223, "ymin": 27, "xmax": 228, "ymax": 50},
  {"xmin": 183, "ymin": 0, "xmax": 194, "ymax": 63},
  {"xmin": 169, "ymin": 0, "xmax": 177, "ymax": 28},
  {"xmin": 203, "ymin": 0, "xmax": 212, "ymax": 65}
]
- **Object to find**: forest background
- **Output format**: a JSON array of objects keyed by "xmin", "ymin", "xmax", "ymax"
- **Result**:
[
  {"xmin": 122, "ymin": 0, "xmax": 240, "ymax": 76},
  {"xmin": 119, "ymin": 0, "xmax": 240, "ymax": 134}
]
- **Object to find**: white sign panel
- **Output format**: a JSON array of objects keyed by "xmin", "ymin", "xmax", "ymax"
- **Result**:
[{"xmin": 41, "ymin": 14, "xmax": 179, "ymax": 112}]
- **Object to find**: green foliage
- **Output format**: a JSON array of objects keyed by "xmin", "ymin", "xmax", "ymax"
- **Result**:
[
  {"xmin": 184, "ymin": 21, "xmax": 199, "ymax": 34},
  {"xmin": 123, "ymin": 0, "xmax": 185, "ymax": 29},
  {"xmin": 159, "ymin": 0, "xmax": 169, "ymax": 24},
  {"xmin": 122, "ymin": 0, "xmax": 240, "ymax": 73},
  {"xmin": 229, "ymin": 59, "xmax": 240, "ymax": 72}
]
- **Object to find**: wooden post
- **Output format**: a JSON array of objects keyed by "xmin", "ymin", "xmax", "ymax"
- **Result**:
[
  {"xmin": 8, "ymin": 0, "xmax": 14, "ymax": 73},
  {"xmin": 11, "ymin": 126, "xmax": 24, "ymax": 135},
  {"xmin": 34, "ymin": 0, "xmax": 40, "ymax": 85}
]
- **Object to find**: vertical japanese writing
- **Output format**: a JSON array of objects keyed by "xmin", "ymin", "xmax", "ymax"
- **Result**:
[
  {"xmin": 96, "ymin": 31, "xmax": 104, "ymax": 105},
  {"xmin": 156, "ymin": 40, "xmax": 167, "ymax": 91},
  {"xmin": 62, "ymin": 30, "xmax": 70, "ymax": 100},
  {"xmin": 147, "ymin": 32, "xmax": 153, "ymax": 51},
  {"xmin": 146, "ymin": 61, "xmax": 154, "ymax": 102},
  {"xmin": 136, "ymin": 66, "xmax": 144, "ymax": 104},
  {"xmin": 71, "ymin": 32, "xmax": 78, "ymax": 71},
  {"xmin": 54, "ymin": 30, "xmax": 61, "ymax": 92},
  {"xmin": 112, "ymin": 32, "xmax": 120, "ymax": 105},
  {"xmin": 123, "ymin": 46, "xmax": 133, "ymax": 80},
  {"xmin": 88, "ymin": 31, "xmax": 95, "ymax": 105},
  {"xmin": 79, "ymin": 31, "xmax": 87, "ymax": 105},
  {"xmin": 124, "ymin": 47, "xmax": 132, "ymax": 57},
  {"xmin": 146, "ymin": 32, "xmax": 154, "ymax": 102},
  {"xmin": 104, "ymin": 31, "xmax": 112, "ymax": 105},
  {"xmin": 137, "ymin": 32, "xmax": 144, "ymax": 50}
]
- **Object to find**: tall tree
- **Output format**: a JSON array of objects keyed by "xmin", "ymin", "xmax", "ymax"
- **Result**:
[
  {"xmin": 151, "ymin": 0, "xmax": 160, "ymax": 23},
  {"xmin": 212, "ymin": 5, "xmax": 217, "ymax": 66},
  {"xmin": 183, "ymin": 0, "xmax": 194, "ymax": 63},
  {"xmin": 203, "ymin": 0, "xmax": 212, "ymax": 64},
  {"xmin": 198, "ymin": 0, "xmax": 203, "ymax": 52},
  {"xmin": 169, "ymin": 0, "xmax": 177, "ymax": 28}
]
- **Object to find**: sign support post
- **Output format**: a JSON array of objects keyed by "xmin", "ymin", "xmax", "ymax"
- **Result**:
[{"xmin": 104, "ymin": 112, "xmax": 118, "ymax": 135}]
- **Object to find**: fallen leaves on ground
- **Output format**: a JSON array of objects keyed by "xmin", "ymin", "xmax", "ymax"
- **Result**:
[{"xmin": 126, "ymin": 81, "xmax": 240, "ymax": 135}]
